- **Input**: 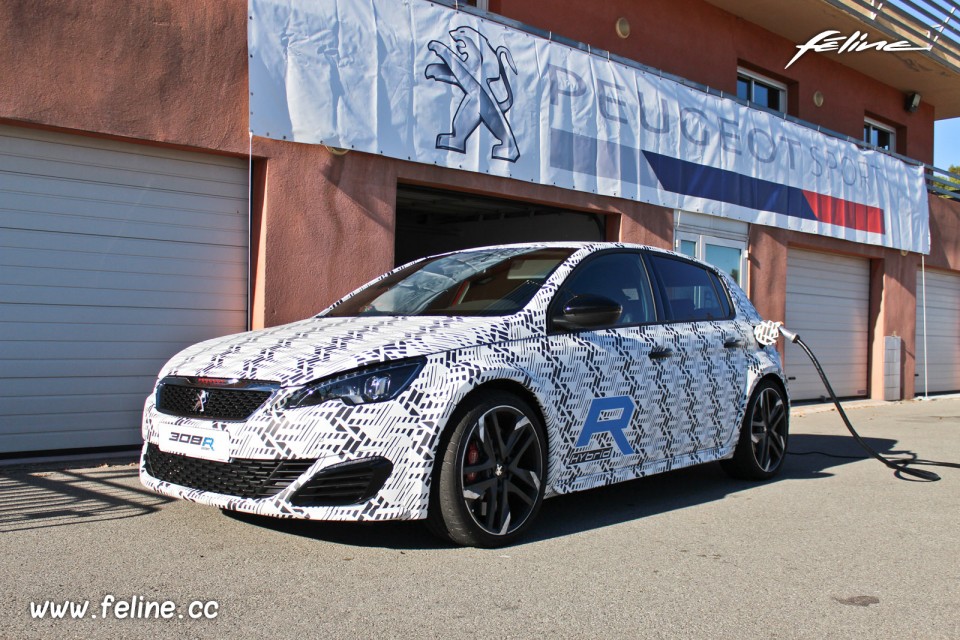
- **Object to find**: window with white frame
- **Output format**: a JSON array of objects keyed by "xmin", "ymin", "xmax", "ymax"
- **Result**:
[
  {"xmin": 675, "ymin": 211, "xmax": 748, "ymax": 289},
  {"xmin": 736, "ymin": 68, "xmax": 787, "ymax": 113},
  {"xmin": 863, "ymin": 118, "xmax": 896, "ymax": 152}
]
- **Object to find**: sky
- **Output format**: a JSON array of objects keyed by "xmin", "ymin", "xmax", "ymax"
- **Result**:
[{"xmin": 934, "ymin": 118, "xmax": 960, "ymax": 171}]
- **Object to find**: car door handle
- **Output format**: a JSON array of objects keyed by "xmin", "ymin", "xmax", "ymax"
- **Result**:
[
  {"xmin": 649, "ymin": 348, "xmax": 673, "ymax": 360},
  {"xmin": 723, "ymin": 338, "xmax": 743, "ymax": 349}
]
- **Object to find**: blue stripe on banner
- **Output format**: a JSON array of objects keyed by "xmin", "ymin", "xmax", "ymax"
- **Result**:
[
  {"xmin": 548, "ymin": 129, "xmax": 815, "ymax": 221},
  {"xmin": 549, "ymin": 128, "xmax": 639, "ymax": 184},
  {"xmin": 640, "ymin": 151, "xmax": 817, "ymax": 220},
  {"xmin": 546, "ymin": 129, "xmax": 879, "ymax": 228}
]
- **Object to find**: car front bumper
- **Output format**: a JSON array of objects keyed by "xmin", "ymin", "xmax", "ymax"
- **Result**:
[{"xmin": 139, "ymin": 393, "xmax": 442, "ymax": 521}]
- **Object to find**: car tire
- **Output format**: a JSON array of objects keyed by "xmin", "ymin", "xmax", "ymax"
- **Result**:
[
  {"xmin": 428, "ymin": 390, "xmax": 547, "ymax": 547},
  {"xmin": 721, "ymin": 379, "xmax": 789, "ymax": 480}
]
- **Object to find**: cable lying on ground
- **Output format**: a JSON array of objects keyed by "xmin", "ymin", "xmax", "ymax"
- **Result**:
[{"xmin": 753, "ymin": 321, "xmax": 941, "ymax": 482}]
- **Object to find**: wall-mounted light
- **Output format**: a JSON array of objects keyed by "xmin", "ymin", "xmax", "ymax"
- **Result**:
[
  {"xmin": 905, "ymin": 92, "xmax": 921, "ymax": 113},
  {"xmin": 615, "ymin": 17, "xmax": 630, "ymax": 39},
  {"xmin": 813, "ymin": 91, "xmax": 824, "ymax": 107}
]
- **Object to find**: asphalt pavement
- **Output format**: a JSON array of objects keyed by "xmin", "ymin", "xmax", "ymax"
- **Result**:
[{"xmin": 3, "ymin": 397, "xmax": 959, "ymax": 639}]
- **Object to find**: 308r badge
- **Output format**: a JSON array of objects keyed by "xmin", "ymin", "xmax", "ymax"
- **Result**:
[
  {"xmin": 140, "ymin": 242, "xmax": 789, "ymax": 547},
  {"xmin": 169, "ymin": 432, "xmax": 215, "ymax": 450},
  {"xmin": 156, "ymin": 423, "xmax": 230, "ymax": 463}
]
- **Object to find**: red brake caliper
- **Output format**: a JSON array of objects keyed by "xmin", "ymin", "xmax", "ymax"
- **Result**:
[{"xmin": 465, "ymin": 442, "xmax": 480, "ymax": 483}]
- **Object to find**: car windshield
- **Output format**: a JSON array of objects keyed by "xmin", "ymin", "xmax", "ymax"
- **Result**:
[{"xmin": 324, "ymin": 247, "xmax": 575, "ymax": 317}]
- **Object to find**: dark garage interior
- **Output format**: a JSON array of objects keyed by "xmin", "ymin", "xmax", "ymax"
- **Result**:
[{"xmin": 394, "ymin": 185, "xmax": 607, "ymax": 265}]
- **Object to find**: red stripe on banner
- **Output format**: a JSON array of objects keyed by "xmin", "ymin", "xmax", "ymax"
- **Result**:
[{"xmin": 802, "ymin": 191, "xmax": 885, "ymax": 234}]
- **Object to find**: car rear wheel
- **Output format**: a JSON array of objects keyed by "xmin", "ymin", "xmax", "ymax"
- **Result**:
[
  {"xmin": 721, "ymin": 379, "xmax": 789, "ymax": 480},
  {"xmin": 428, "ymin": 390, "xmax": 547, "ymax": 547}
]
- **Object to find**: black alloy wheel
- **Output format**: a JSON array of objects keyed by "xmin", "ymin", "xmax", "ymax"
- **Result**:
[
  {"xmin": 749, "ymin": 386, "xmax": 788, "ymax": 472},
  {"xmin": 429, "ymin": 390, "xmax": 547, "ymax": 547},
  {"xmin": 721, "ymin": 379, "xmax": 789, "ymax": 480}
]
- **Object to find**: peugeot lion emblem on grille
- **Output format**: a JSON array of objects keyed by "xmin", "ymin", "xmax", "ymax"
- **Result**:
[{"xmin": 192, "ymin": 389, "xmax": 210, "ymax": 413}]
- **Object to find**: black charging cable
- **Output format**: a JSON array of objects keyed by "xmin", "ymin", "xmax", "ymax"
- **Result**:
[{"xmin": 779, "ymin": 326, "xmax": 940, "ymax": 482}]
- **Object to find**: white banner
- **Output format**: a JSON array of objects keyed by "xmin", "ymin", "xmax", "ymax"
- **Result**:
[{"xmin": 248, "ymin": 0, "xmax": 930, "ymax": 254}]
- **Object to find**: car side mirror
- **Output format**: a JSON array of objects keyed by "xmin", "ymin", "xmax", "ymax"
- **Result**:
[{"xmin": 552, "ymin": 294, "xmax": 622, "ymax": 330}]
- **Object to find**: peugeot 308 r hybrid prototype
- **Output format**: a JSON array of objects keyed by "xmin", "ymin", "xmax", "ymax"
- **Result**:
[{"xmin": 141, "ymin": 242, "xmax": 789, "ymax": 547}]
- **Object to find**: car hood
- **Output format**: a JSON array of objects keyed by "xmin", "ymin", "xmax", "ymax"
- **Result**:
[{"xmin": 159, "ymin": 315, "xmax": 522, "ymax": 387}]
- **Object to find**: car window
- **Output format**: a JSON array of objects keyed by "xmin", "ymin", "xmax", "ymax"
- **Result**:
[
  {"xmin": 709, "ymin": 271, "xmax": 733, "ymax": 317},
  {"xmin": 554, "ymin": 252, "xmax": 656, "ymax": 326},
  {"xmin": 325, "ymin": 247, "xmax": 574, "ymax": 317},
  {"xmin": 648, "ymin": 255, "xmax": 730, "ymax": 322}
]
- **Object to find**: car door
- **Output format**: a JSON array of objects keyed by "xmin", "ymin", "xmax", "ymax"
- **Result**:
[
  {"xmin": 545, "ymin": 251, "xmax": 679, "ymax": 482},
  {"xmin": 644, "ymin": 253, "xmax": 748, "ymax": 456}
]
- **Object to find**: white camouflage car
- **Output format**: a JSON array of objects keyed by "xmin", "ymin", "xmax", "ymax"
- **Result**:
[{"xmin": 140, "ymin": 242, "xmax": 788, "ymax": 546}]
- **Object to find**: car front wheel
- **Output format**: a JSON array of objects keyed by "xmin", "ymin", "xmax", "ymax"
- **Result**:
[{"xmin": 428, "ymin": 390, "xmax": 547, "ymax": 547}]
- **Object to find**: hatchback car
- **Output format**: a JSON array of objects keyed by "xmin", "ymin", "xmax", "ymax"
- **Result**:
[{"xmin": 141, "ymin": 242, "xmax": 788, "ymax": 546}]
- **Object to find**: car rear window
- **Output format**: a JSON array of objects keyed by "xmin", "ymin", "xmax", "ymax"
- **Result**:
[{"xmin": 648, "ymin": 255, "xmax": 732, "ymax": 322}]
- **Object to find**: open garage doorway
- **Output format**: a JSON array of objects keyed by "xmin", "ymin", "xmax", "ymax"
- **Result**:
[{"xmin": 395, "ymin": 185, "xmax": 607, "ymax": 266}]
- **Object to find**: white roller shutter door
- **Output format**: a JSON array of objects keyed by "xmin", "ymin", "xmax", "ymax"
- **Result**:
[
  {"xmin": 0, "ymin": 126, "xmax": 248, "ymax": 453},
  {"xmin": 915, "ymin": 269, "xmax": 960, "ymax": 394},
  {"xmin": 785, "ymin": 249, "xmax": 870, "ymax": 401}
]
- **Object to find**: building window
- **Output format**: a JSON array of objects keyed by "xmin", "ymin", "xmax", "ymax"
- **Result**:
[
  {"xmin": 736, "ymin": 69, "xmax": 786, "ymax": 113},
  {"xmin": 675, "ymin": 211, "xmax": 748, "ymax": 288},
  {"xmin": 864, "ymin": 118, "xmax": 896, "ymax": 151},
  {"xmin": 678, "ymin": 234, "xmax": 746, "ymax": 287}
]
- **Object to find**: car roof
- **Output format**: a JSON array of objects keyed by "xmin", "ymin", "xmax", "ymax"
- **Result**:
[{"xmin": 425, "ymin": 241, "xmax": 703, "ymax": 267}]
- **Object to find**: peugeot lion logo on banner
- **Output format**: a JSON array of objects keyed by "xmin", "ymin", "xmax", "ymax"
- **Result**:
[{"xmin": 425, "ymin": 26, "xmax": 520, "ymax": 162}]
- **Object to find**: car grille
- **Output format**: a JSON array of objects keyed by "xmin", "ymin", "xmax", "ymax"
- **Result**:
[
  {"xmin": 156, "ymin": 383, "xmax": 274, "ymax": 421},
  {"xmin": 290, "ymin": 457, "xmax": 393, "ymax": 507},
  {"xmin": 144, "ymin": 444, "xmax": 316, "ymax": 499}
]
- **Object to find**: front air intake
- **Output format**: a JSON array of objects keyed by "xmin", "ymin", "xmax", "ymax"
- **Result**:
[
  {"xmin": 290, "ymin": 457, "xmax": 393, "ymax": 507},
  {"xmin": 144, "ymin": 444, "xmax": 315, "ymax": 499}
]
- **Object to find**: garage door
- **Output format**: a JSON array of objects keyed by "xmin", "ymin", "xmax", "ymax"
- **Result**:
[
  {"xmin": 785, "ymin": 249, "xmax": 870, "ymax": 401},
  {"xmin": 915, "ymin": 269, "xmax": 960, "ymax": 395},
  {"xmin": 0, "ymin": 126, "xmax": 248, "ymax": 454}
]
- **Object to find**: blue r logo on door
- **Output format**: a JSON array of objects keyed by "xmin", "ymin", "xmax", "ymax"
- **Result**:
[{"xmin": 576, "ymin": 396, "xmax": 637, "ymax": 455}]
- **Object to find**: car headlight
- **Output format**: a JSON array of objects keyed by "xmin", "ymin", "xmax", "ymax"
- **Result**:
[{"xmin": 283, "ymin": 360, "xmax": 425, "ymax": 409}]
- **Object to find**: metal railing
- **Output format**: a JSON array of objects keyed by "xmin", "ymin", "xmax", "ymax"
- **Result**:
[{"xmin": 927, "ymin": 164, "xmax": 960, "ymax": 199}]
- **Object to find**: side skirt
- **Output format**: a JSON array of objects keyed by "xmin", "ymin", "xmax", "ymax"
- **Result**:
[{"xmin": 545, "ymin": 443, "xmax": 737, "ymax": 497}]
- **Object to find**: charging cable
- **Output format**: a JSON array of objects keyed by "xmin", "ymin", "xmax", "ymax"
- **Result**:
[{"xmin": 754, "ymin": 321, "xmax": 940, "ymax": 482}]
